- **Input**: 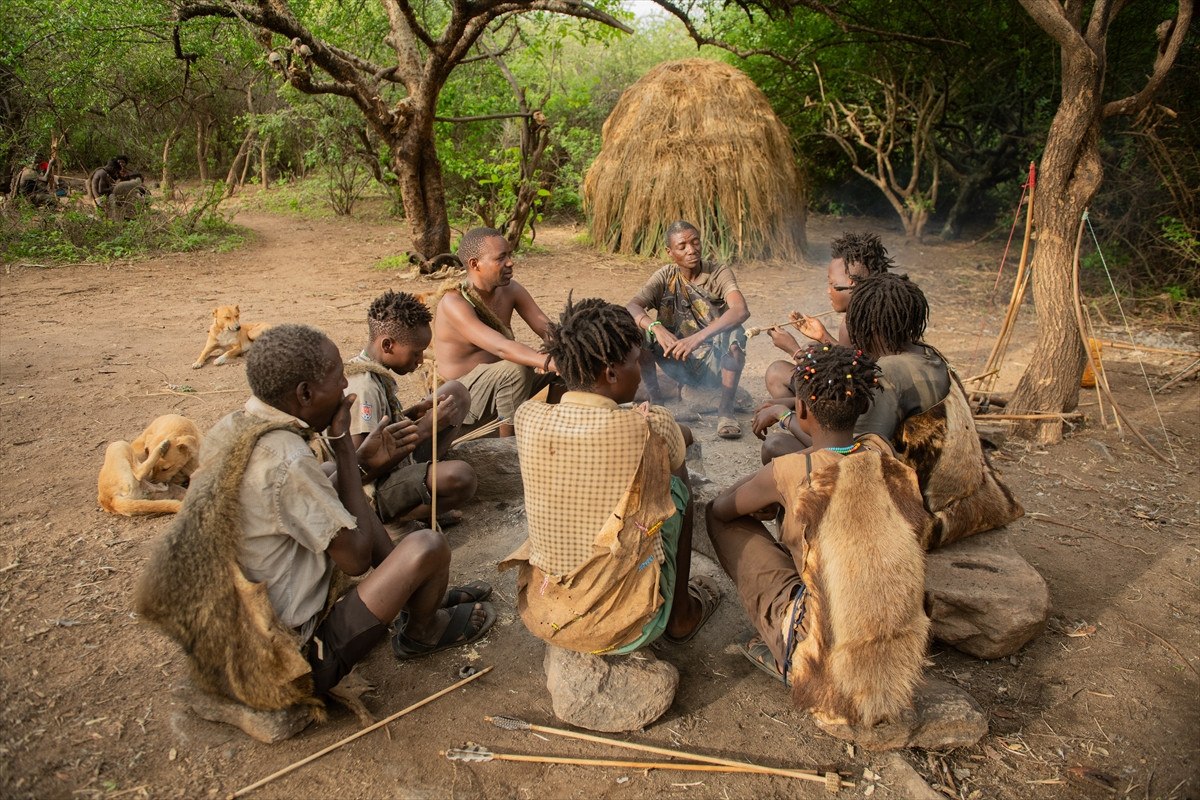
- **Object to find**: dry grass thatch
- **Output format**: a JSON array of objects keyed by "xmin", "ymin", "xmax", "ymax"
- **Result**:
[{"xmin": 582, "ymin": 58, "xmax": 806, "ymax": 262}]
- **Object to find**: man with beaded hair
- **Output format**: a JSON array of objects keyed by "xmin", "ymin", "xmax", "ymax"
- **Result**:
[
  {"xmin": 434, "ymin": 227, "xmax": 563, "ymax": 437},
  {"xmin": 345, "ymin": 290, "xmax": 477, "ymax": 526},
  {"xmin": 138, "ymin": 324, "xmax": 494, "ymax": 714},
  {"xmin": 707, "ymin": 344, "xmax": 930, "ymax": 726},
  {"xmin": 501, "ymin": 297, "xmax": 721, "ymax": 655}
]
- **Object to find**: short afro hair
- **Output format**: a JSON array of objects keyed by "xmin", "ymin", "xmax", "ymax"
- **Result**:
[
  {"xmin": 793, "ymin": 344, "xmax": 881, "ymax": 431},
  {"xmin": 367, "ymin": 290, "xmax": 432, "ymax": 344},
  {"xmin": 831, "ymin": 232, "xmax": 895, "ymax": 279},
  {"xmin": 246, "ymin": 323, "xmax": 339, "ymax": 407},
  {"xmin": 458, "ymin": 227, "xmax": 506, "ymax": 265},
  {"xmin": 665, "ymin": 220, "xmax": 700, "ymax": 246},
  {"xmin": 545, "ymin": 295, "xmax": 642, "ymax": 391}
]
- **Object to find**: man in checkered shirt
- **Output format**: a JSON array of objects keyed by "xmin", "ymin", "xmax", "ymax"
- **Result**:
[{"xmin": 500, "ymin": 297, "xmax": 721, "ymax": 655}]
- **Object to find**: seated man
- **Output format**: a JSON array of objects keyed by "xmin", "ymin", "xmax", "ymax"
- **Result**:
[
  {"xmin": 135, "ymin": 324, "xmax": 495, "ymax": 712},
  {"xmin": 501, "ymin": 297, "xmax": 720, "ymax": 655},
  {"xmin": 707, "ymin": 345, "xmax": 930, "ymax": 728},
  {"xmin": 762, "ymin": 232, "xmax": 895, "ymax": 402},
  {"xmin": 345, "ymin": 290, "xmax": 477, "ymax": 526},
  {"xmin": 626, "ymin": 220, "xmax": 750, "ymax": 439},
  {"xmin": 15, "ymin": 157, "xmax": 55, "ymax": 207},
  {"xmin": 434, "ymin": 227, "xmax": 562, "ymax": 437},
  {"xmin": 755, "ymin": 273, "xmax": 1022, "ymax": 546}
]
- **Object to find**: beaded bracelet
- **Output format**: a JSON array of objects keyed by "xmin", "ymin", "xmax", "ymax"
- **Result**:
[
  {"xmin": 778, "ymin": 410, "xmax": 794, "ymax": 431},
  {"xmin": 647, "ymin": 320, "xmax": 663, "ymax": 333}
]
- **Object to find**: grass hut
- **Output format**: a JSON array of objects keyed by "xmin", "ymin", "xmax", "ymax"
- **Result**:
[{"xmin": 583, "ymin": 58, "xmax": 805, "ymax": 261}]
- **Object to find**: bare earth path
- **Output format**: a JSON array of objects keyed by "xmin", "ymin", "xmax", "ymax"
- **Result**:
[{"xmin": 1, "ymin": 208, "xmax": 1197, "ymax": 800}]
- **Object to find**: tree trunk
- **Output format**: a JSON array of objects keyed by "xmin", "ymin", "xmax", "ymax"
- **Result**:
[
  {"xmin": 195, "ymin": 116, "xmax": 210, "ymax": 182},
  {"xmin": 161, "ymin": 123, "xmax": 182, "ymax": 200},
  {"xmin": 223, "ymin": 128, "xmax": 256, "ymax": 199},
  {"xmin": 392, "ymin": 119, "xmax": 451, "ymax": 257},
  {"xmin": 259, "ymin": 138, "xmax": 270, "ymax": 189},
  {"xmin": 1008, "ymin": 46, "xmax": 1104, "ymax": 443}
]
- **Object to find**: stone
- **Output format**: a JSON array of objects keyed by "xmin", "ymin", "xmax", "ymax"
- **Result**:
[
  {"xmin": 871, "ymin": 753, "xmax": 942, "ymax": 800},
  {"xmin": 544, "ymin": 645, "xmax": 679, "ymax": 733},
  {"xmin": 174, "ymin": 683, "xmax": 314, "ymax": 744},
  {"xmin": 816, "ymin": 677, "xmax": 987, "ymax": 751},
  {"xmin": 925, "ymin": 533, "xmax": 1051, "ymax": 659},
  {"xmin": 451, "ymin": 437, "xmax": 523, "ymax": 501}
]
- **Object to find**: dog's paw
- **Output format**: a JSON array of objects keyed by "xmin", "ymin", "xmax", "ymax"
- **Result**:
[
  {"xmin": 157, "ymin": 440, "xmax": 171, "ymax": 455},
  {"xmin": 191, "ymin": 362, "xmax": 204, "ymax": 370},
  {"xmin": 214, "ymin": 356, "xmax": 228, "ymax": 366}
]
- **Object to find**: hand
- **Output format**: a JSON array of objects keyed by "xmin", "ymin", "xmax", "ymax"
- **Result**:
[
  {"xmin": 768, "ymin": 327, "xmax": 801, "ymax": 354},
  {"xmin": 793, "ymin": 313, "xmax": 830, "ymax": 344},
  {"xmin": 403, "ymin": 396, "xmax": 433, "ymax": 421},
  {"xmin": 358, "ymin": 415, "xmax": 419, "ymax": 474},
  {"xmin": 651, "ymin": 324, "xmax": 679, "ymax": 352},
  {"xmin": 752, "ymin": 404, "xmax": 792, "ymax": 440},
  {"xmin": 664, "ymin": 332, "xmax": 706, "ymax": 361},
  {"xmin": 328, "ymin": 394, "xmax": 357, "ymax": 441},
  {"xmin": 414, "ymin": 392, "xmax": 459, "ymax": 441}
]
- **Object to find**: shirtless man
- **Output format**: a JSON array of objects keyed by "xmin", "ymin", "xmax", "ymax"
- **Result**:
[{"xmin": 434, "ymin": 227, "xmax": 562, "ymax": 437}]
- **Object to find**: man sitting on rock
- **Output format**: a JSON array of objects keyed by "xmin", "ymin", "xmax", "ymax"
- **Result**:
[
  {"xmin": 345, "ymin": 290, "xmax": 477, "ymax": 527},
  {"xmin": 626, "ymin": 220, "xmax": 750, "ymax": 439},
  {"xmin": 136, "ymin": 324, "xmax": 495, "ymax": 721},
  {"xmin": 433, "ymin": 227, "xmax": 563, "ymax": 437},
  {"xmin": 708, "ymin": 344, "xmax": 930, "ymax": 729},
  {"xmin": 501, "ymin": 297, "xmax": 721, "ymax": 656}
]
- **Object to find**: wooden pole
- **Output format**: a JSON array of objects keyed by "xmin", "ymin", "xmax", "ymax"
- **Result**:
[
  {"xmin": 746, "ymin": 310, "xmax": 838, "ymax": 339},
  {"xmin": 430, "ymin": 352, "xmax": 438, "ymax": 530},
  {"xmin": 228, "ymin": 667, "xmax": 492, "ymax": 799}
]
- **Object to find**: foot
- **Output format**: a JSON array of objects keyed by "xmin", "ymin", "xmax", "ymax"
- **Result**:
[
  {"xmin": 441, "ymin": 580, "xmax": 491, "ymax": 607},
  {"xmin": 663, "ymin": 575, "xmax": 722, "ymax": 644},
  {"xmin": 392, "ymin": 601, "xmax": 495, "ymax": 659},
  {"xmin": 739, "ymin": 636, "xmax": 786, "ymax": 683},
  {"xmin": 717, "ymin": 416, "xmax": 743, "ymax": 440}
]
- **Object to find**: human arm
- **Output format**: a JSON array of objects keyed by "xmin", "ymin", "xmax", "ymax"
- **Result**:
[
  {"xmin": 752, "ymin": 403, "xmax": 798, "ymax": 440},
  {"xmin": 323, "ymin": 395, "xmax": 395, "ymax": 573},
  {"xmin": 511, "ymin": 281, "xmax": 554, "ymax": 343},
  {"xmin": 789, "ymin": 311, "xmax": 835, "ymax": 345},
  {"xmin": 439, "ymin": 291, "xmax": 551, "ymax": 370},
  {"xmin": 354, "ymin": 416, "xmax": 420, "ymax": 482},
  {"xmin": 664, "ymin": 288, "xmax": 750, "ymax": 361},
  {"xmin": 711, "ymin": 463, "xmax": 785, "ymax": 522}
]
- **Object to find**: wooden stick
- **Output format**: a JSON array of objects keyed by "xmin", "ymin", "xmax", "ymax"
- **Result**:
[
  {"xmin": 1097, "ymin": 340, "xmax": 1199, "ymax": 358},
  {"xmin": 455, "ymin": 749, "xmax": 850, "ymax": 785},
  {"xmin": 430, "ymin": 353, "xmax": 438, "ymax": 530},
  {"xmin": 1028, "ymin": 513, "xmax": 1155, "ymax": 556},
  {"xmin": 746, "ymin": 310, "xmax": 837, "ymax": 338},
  {"xmin": 975, "ymin": 412, "xmax": 1083, "ymax": 421},
  {"xmin": 1158, "ymin": 358, "xmax": 1200, "ymax": 392},
  {"xmin": 486, "ymin": 715, "xmax": 839, "ymax": 783},
  {"xmin": 450, "ymin": 416, "xmax": 505, "ymax": 446},
  {"xmin": 960, "ymin": 369, "xmax": 1000, "ymax": 384},
  {"xmin": 228, "ymin": 666, "xmax": 492, "ymax": 799}
]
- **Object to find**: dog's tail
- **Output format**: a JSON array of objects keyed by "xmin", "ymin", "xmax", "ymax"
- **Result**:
[{"xmin": 107, "ymin": 496, "xmax": 183, "ymax": 516}]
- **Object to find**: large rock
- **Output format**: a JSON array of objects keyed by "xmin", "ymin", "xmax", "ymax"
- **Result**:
[
  {"xmin": 544, "ymin": 645, "xmax": 679, "ymax": 732},
  {"xmin": 925, "ymin": 534, "xmax": 1051, "ymax": 659},
  {"xmin": 174, "ymin": 683, "xmax": 314, "ymax": 744},
  {"xmin": 451, "ymin": 437, "xmax": 523, "ymax": 501},
  {"xmin": 816, "ymin": 677, "xmax": 987, "ymax": 751}
]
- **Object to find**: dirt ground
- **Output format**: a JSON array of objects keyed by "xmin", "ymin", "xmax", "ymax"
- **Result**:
[{"xmin": 1, "ymin": 202, "xmax": 1197, "ymax": 800}]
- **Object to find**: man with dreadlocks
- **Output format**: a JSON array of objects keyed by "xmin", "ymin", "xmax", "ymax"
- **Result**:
[
  {"xmin": 842, "ymin": 272, "xmax": 1023, "ymax": 548},
  {"xmin": 344, "ymin": 290, "xmax": 477, "ymax": 527},
  {"xmin": 626, "ymin": 220, "xmax": 750, "ymax": 439},
  {"xmin": 500, "ymin": 297, "xmax": 721, "ymax": 656},
  {"xmin": 707, "ymin": 344, "xmax": 931, "ymax": 728},
  {"xmin": 434, "ymin": 227, "xmax": 563, "ymax": 437},
  {"xmin": 757, "ymin": 232, "xmax": 895, "ymax": 437}
]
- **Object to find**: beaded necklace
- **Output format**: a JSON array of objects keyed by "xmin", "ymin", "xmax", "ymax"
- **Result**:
[{"xmin": 824, "ymin": 442, "xmax": 861, "ymax": 455}]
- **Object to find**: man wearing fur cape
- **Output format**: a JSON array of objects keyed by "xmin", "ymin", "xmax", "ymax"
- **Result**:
[{"xmin": 136, "ymin": 324, "xmax": 494, "ymax": 710}]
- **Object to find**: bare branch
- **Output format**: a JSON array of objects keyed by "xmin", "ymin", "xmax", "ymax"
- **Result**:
[
  {"xmin": 435, "ymin": 112, "xmax": 533, "ymax": 122},
  {"xmin": 1103, "ymin": 0, "xmax": 1194, "ymax": 118}
]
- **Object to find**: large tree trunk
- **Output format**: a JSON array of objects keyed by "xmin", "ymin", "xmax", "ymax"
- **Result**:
[
  {"xmin": 1007, "ymin": 43, "xmax": 1104, "ymax": 443},
  {"xmin": 392, "ymin": 118, "xmax": 451, "ymax": 257}
]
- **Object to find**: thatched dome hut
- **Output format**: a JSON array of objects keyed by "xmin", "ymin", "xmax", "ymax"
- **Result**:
[{"xmin": 583, "ymin": 58, "xmax": 805, "ymax": 261}]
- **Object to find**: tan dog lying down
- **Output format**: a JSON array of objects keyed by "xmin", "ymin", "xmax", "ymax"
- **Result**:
[
  {"xmin": 98, "ymin": 415, "xmax": 202, "ymax": 516},
  {"xmin": 193, "ymin": 305, "xmax": 272, "ymax": 369}
]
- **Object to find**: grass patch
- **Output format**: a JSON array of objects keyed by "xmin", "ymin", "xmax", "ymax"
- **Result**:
[{"xmin": 372, "ymin": 254, "xmax": 413, "ymax": 272}]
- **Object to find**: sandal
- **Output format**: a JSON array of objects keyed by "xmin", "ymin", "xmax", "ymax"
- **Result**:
[
  {"xmin": 717, "ymin": 416, "xmax": 743, "ymax": 440},
  {"xmin": 391, "ymin": 600, "xmax": 496, "ymax": 660},
  {"xmin": 738, "ymin": 636, "xmax": 786, "ymax": 683},
  {"xmin": 436, "ymin": 510, "xmax": 465, "ymax": 529},
  {"xmin": 443, "ymin": 580, "xmax": 492, "ymax": 607},
  {"xmin": 663, "ymin": 575, "xmax": 722, "ymax": 645}
]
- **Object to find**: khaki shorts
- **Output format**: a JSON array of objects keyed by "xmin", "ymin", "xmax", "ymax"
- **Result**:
[
  {"xmin": 374, "ymin": 460, "xmax": 432, "ymax": 521},
  {"xmin": 306, "ymin": 588, "xmax": 387, "ymax": 695},
  {"xmin": 457, "ymin": 360, "xmax": 560, "ymax": 426}
]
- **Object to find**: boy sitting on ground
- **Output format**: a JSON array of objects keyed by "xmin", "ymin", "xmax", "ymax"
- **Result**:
[
  {"xmin": 136, "ymin": 324, "xmax": 494, "ymax": 715},
  {"xmin": 501, "ymin": 297, "xmax": 720, "ymax": 654},
  {"xmin": 707, "ymin": 344, "xmax": 930, "ymax": 728},
  {"xmin": 345, "ymin": 290, "xmax": 477, "ymax": 527}
]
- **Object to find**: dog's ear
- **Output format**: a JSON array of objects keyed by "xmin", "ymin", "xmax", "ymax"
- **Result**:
[
  {"xmin": 175, "ymin": 437, "xmax": 198, "ymax": 460},
  {"xmin": 211, "ymin": 308, "xmax": 219, "ymax": 319},
  {"xmin": 234, "ymin": 304, "xmax": 240, "ymax": 313}
]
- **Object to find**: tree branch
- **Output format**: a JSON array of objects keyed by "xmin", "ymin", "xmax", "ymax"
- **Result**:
[
  {"xmin": 435, "ymin": 112, "xmax": 533, "ymax": 122},
  {"xmin": 1103, "ymin": 0, "xmax": 1193, "ymax": 118}
]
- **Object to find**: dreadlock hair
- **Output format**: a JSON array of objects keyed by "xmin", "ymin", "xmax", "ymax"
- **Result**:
[
  {"xmin": 367, "ymin": 290, "xmax": 431, "ymax": 344},
  {"xmin": 793, "ymin": 345, "xmax": 881, "ymax": 431},
  {"xmin": 831, "ymin": 232, "xmax": 895, "ymax": 279},
  {"xmin": 458, "ymin": 227, "xmax": 505, "ymax": 265},
  {"xmin": 246, "ymin": 323, "xmax": 339, "ymax": 407},
  {"xmin": 665, "ymin": 219, "xmax": 699, "ymax": 245},
  {"xmin": 545, "ymin": 295, "xmax": 642, "ymax": 392},
  {"xmin": 845, "ymin": 272, "xmax": 929, "ymax": 356}
]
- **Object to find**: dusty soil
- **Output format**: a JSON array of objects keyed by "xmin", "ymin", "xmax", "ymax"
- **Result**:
[{"xmin": 1, "ymin": 203, "xmax": 1197, "ymax": 800}]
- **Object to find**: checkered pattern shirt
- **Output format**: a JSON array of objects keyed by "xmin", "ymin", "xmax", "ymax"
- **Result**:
[{"xmin": 514, "ymin": 392, "xmax": 686, "ymax": 576}]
